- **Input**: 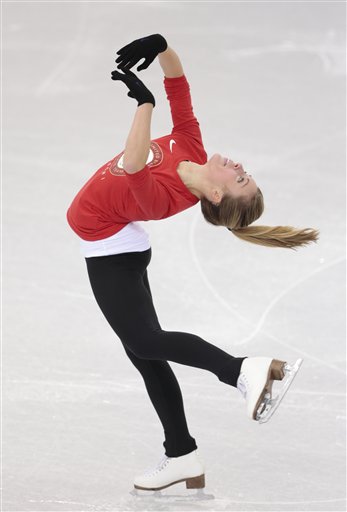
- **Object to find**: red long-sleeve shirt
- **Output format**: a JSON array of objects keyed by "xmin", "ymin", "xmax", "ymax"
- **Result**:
[{"xmin": 66, "ymin": 74, "xmax": 208, "ymax": 241}]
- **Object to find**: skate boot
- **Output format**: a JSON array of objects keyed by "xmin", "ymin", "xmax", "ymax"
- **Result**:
[
  {"xmin": 237, "ymin": 357, "xmax": 303, "ymax": 423},
  {"xmin": 133, "ymin": 449, "xmax": 205, "ymax": 491}
]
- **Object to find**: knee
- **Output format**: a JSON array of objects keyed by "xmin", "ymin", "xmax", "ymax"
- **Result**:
[{"xmin": 123, "ymin": 329, "xmax": 161, "ymax": 359}]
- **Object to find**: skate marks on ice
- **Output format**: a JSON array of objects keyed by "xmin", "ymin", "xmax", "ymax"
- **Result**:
[
  {"xmin": 34, "ymin": 2, "xmax": 91, "ymax": 97},
  {"xmin": 126, "ymin": 490, "xmax": 346, "ymax": 512},
  {"xmin": 26, "ymin": 499, "xmax": 108, "ymax": 511},
  {"xmin": 189, "ymin": 204, "xmax": 345, "ymax": 374},
  {"xmin": 222, "ymin": 30, "xmax": 346, "ymax": 77},
  {"xmin": 26, "ymin": 494, "xmax": 347, "ymax": 511}
]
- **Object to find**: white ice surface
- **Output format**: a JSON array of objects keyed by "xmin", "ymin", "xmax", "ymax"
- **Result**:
[{"xmin": 2, "ymin": 2, "xmax": 346, "ymax": 511}]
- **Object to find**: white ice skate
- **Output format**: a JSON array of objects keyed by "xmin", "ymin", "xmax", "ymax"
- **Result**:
[
  {"xmin": 132, "ymin": 449, "xmax": 205, "ymax": 492},
  {"xmin": 237, "ymin": 357, "xmax": 303, "ymax": 424}
]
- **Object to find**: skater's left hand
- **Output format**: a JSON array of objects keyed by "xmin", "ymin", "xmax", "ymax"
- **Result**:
[
  {"xmin": 115, "ymin": 34, "xmax": 168, "ymax": 72},
  {"xmin": 110, "ymin": 68, "xmax": 156, "ymax": 107}
]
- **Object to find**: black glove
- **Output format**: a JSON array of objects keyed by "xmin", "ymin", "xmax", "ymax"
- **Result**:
[
  {"xmin": 115, "ymin": 34, "xmax": 168, "ymax": 72},
  {"xmin": 110, "ymin": 68, "xmax": 155, "ymax": 107}
]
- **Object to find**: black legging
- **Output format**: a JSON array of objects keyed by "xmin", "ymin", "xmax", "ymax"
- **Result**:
[{"xmin": 85, "ymin": 247, "xmax": 246, "ymax": 457}]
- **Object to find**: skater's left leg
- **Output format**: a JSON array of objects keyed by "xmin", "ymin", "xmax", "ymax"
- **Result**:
[
  {"xmin": 125, "ymin": 269, "xmax": 197, "ymax": 457},
  {"xmin": 121, "ymin": 343, "xmax": 197, "ymax": 457}
]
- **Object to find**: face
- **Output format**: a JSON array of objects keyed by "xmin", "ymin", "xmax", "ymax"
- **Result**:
[{"xmin": 207, "ymin": 153, "xmax": 258, "ymax": 204}]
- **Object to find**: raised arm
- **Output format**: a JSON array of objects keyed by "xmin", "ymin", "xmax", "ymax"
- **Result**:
[
  {"xmin": 113, "ymin": 36, "xmax": 185, "ymax": 174},
  {"xmin": 123, "ymin": 46, "xmax": 184, "ymax": 174},
  {"xmin": 123, "ymin": 103, "xmax": 153, "ymax": 174},
  {"xmin": 158, "ymin": 47, "xmax": 184, "ymax": 78}
]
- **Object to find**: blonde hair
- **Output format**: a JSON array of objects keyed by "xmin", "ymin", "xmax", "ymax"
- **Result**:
[{"xmin": 200, "ymin": 188, "xmax": 319, "ymax": 250}]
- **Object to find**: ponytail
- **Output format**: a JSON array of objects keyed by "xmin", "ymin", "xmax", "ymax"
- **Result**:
[
  {"xmin": 200, "ymin": 188, "xmax": 320, "ymax": 250},
  {"xmin": 229, "ymin": 225, "xmax": 319, "ymax": 250}
]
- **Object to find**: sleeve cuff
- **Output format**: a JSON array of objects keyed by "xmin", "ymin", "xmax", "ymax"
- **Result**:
[{"xmin": 163, "ymin": 74, "xmax": 187, "ymax": 85}]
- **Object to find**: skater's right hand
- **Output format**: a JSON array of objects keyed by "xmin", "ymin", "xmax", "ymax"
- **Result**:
[
  {"xmin": 115, "ymin": 34, "xmax": 168, "ymax": 72},
  {"xmin": 110, "ymin": 68, "xmax": 156, "ymax": 107}
]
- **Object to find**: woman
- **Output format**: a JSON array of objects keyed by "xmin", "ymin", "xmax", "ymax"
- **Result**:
[{"xmin": 66, "ymin": 34, "xmax": 319, "ymax": 493}]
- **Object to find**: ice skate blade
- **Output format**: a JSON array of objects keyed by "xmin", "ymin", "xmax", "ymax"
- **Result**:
[
  {"xmin": 130, "ymin": 487, "xmax": 215, "ymax": 501},
  {"xmin": 256, "ymin": 358, "xmax": 303, "ymax": 424},
  {"xmin": 133, "ymin": 473, "xmax": 205, "ymax": 492}
]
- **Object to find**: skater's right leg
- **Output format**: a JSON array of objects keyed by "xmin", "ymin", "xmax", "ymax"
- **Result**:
[{"xmin": 85, "ymin": 248, "xmax": 246, "ymax": 387}]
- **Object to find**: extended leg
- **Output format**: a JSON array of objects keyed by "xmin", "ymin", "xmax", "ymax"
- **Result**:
[{"xmin": 85, "ymin": 249, "xmax": 245, "ymax": 387}]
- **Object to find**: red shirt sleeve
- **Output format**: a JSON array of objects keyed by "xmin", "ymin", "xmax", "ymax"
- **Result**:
[
  {"xmin": 124, "ymin": 165, "xmax": 172, "ymax": 220},
  {"xmin": 164, "ymin": 74, "xmax": 204, "ymax": 145}
]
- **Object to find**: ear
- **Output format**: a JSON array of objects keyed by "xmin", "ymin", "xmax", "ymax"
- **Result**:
[{"xmin": 211, "ymin": 189, "xmax": 222, "ymax": 206}]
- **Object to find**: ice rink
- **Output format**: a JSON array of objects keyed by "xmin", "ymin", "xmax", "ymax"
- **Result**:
[{"xmin": 2, "ymin": 1, "xmax": 346, "ymax": 511}]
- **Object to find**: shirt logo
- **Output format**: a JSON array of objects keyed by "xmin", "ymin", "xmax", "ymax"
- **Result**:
[
  {"xmin": 108, "ymin": 141, "xmax": 163, "ymax": 177},
  {"xmin": 169, "ymin": 139, "xmax": 176, "ymax": 152}
]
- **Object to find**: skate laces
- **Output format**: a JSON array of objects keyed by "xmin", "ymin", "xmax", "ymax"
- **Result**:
[
  {"xmin": 143, "ymin": 453, "xmax": 170, "ymax": 477},
  {"xmin": 237, "ymin": 372, "xmax": 249, "ymax": 399}
]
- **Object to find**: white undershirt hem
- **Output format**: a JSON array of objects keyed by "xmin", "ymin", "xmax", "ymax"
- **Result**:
[{"xmin": 79, "ymin": 222, "xmax": 151, "ymax": 258}]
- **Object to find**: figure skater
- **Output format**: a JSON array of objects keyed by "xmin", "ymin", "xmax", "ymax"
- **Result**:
[{"xmin": 66, "ymin": 34, "xmax": 319, "ymax": 493}]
